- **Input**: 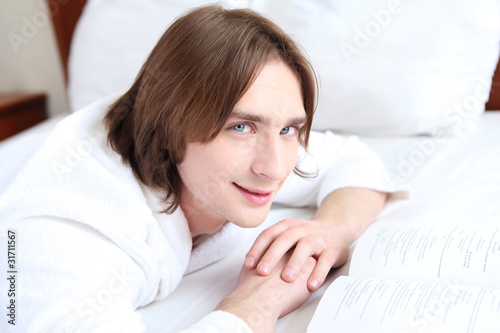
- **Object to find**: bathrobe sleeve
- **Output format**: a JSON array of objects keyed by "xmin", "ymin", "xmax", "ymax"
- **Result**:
[
  {"xmin": 274, "ymin": 130, "xmax": 409, "ymax": 207},
  {"xmin": 6, "ymin": 215, "xmax": 252, "ymax": 333},
  {"xmin": 7, "ymin": 216, "xmax": 147, "ymax": 333}
]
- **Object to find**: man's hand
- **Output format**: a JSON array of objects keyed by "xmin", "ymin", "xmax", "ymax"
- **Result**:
[
  {"xmin": 244, "ymin": 188, "xmax": 388, "ymax": 291},
  {"xmin": 216, "ymin": 252, "xmax": 316, "ymax": 333},
  {"xmin": 243, "ymin": 218, "xmax": 351, "ymax": 291}
]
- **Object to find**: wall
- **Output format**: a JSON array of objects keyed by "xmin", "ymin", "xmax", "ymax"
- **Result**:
[{"xmin": 0, "ymin": 0, "xmax": 69, "ymax": 118}]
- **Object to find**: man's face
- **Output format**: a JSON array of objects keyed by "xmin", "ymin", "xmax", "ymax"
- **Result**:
[{"xmin": 177, "ymin": 60, "xmax": 307, "ymax": 236}]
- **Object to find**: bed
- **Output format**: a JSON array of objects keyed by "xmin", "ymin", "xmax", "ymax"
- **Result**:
[{"xmin": 2, "ymin": 1, "xmax": 500, "ymax": 332}]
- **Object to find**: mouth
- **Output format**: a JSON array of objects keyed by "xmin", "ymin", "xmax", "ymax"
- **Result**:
[{"xmin": 233, "ymin": 183, "xmax": 274, "ymax": 205}]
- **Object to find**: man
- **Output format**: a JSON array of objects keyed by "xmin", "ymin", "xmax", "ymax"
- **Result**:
[{"xmin": 0, "ymin": 5, "xmax": 404, "ymax": 332}]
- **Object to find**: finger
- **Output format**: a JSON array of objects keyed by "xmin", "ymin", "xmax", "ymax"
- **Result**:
[
  {"xmin": 307, "ymin": 250, "xmax": 336, "ymax": 291},
  {"xmin": 281, "ymin": 237, "xmax": 321, "ymax": 283},
  {"xmin": 244, "ymin": 227, "xmax": 280, "ymax": 269},
  {"xmin": 255, "ymin": 227, "xmax": 304, "ymax": 276},
  {"xmin": 244, "ymin": 221, "xmax": 295, "ymax": 269},
  {"xmin": 298, "ymin": 256, "xmax": 317, "ymax": 281}
]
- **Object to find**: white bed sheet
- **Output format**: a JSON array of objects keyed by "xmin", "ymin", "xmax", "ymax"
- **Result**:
[{"xmin": 1, "ymin": 112, "xmax": 499, "ymax": 332}]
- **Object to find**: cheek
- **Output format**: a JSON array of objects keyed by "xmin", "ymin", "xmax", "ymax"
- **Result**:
[
  {"xmin": 283, "ymin": 144, "xmax": 300, "ymax": 174},
  {"xmin": 212, "ymin": 141, "xmax": 254, "ymax": 177},
  {"xmin": 176, "ymin": 162, "xmax": 196, "ymax": 191},
  {"xmin": 179, "ymin": 145, "xmax": 238, "ymax": 191},
  {"xmin": 177, "ymin": 148, "xmax": 212, "ymax": 189}
]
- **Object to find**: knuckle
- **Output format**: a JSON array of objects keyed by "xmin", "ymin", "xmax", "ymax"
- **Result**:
[
  {"xmin": 258, "ymin": 229, "xmax": 276, "ymax": 242},
  {"xmin": 300, "ymin": 236, "xmax": 319, "ymax": 248},
  {"xmin": 319, "ymin": 251, "xmax": 337, "ymax": 267},
  {"xmin": 280, "ymin": 218, "xmax": 295, "ymax": 225},
  {"xmin": 275, "ymin": 231, "xmax": 297, "ymax": 245},
  {"xmin": 298, "ymin": 221, "xmax": 311, "ymax": 229}
]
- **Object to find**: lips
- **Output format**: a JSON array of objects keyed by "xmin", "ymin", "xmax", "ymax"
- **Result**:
[{"xmin": 233, "ymin": 183, "xmax": 274, "ymax": 205}]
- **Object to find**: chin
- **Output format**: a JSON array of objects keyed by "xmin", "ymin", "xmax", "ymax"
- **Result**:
[{"xmin": 229, "ymin": 209, "xmax": 270, "ymax": 229}]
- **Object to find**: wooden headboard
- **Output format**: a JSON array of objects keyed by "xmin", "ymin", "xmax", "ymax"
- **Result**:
[
  {"xmin": 487, "ymin": 61, "xmax": 500, "ymax": 110},
  {"xmin": 47, "ymin": 0, "xmax": 500, "ymax": 110},
  {"xmin": 47, "ymin": 0, "xmax": 87, "ymax": 83}
]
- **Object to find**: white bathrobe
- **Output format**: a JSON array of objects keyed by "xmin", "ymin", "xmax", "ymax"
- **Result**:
[{"xmin": 0, "ymin": 94, "xmax": 407, "ymax": 332}]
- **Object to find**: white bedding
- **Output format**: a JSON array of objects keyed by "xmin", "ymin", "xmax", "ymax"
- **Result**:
[{"xmin": 1, "ymin": 112, "xmax": 499, "ymax": 332}]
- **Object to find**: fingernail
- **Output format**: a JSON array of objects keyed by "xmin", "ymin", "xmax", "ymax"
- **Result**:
[
  {"xmin": 244, "ymin": 256, "xmax": 255, "ymax": 267},
  {"xmin": 258, "ymin": 262, "xmax": 270, "ymax": 274},
  {"xmin": 283, "ymin": 268, "xmax": 295, "ymax": 279},
  {"xmin": 310, "ymin": 279, "xmax": 319, "ymax": 289}
]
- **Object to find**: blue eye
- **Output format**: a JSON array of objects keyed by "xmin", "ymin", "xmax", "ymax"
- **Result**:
[
  {"xmin": 280, "ymin": 127, "xmax": 297, "ymax": 135},
  {"xmin": 232, "ymin": 124, "xmax": 251, "ymax": 133}
]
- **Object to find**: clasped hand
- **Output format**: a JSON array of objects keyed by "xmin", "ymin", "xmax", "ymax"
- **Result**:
[
  {"xmin": 217, "ymin": 218, "xmax": 352, "ymax": 332},
  {"xmin": 244, "ymin": 217, "xmax": 351, "ymax": 291}
]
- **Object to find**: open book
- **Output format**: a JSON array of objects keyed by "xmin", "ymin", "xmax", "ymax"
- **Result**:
[{"xmin": 307, "ymin": 220, "xmax": 500, "ymax": 333}]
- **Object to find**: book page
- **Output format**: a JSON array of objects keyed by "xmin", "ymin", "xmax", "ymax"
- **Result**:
[
  {"xmin": 307, "ymin": 276, "xmax": 500, "ymax": 333},
  {"xmin": 349, "ymin": 220, "xmax": 500, "ymax": 289}
]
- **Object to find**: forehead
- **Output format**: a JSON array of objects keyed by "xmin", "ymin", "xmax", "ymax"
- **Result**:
[{"xmin": 231, "ymin": 61, "xmax": 306, "ymax": 125}]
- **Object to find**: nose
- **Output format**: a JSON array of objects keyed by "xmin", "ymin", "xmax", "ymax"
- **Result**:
[{"xmin": 251, "ymin": 135, "xmax": 288, "ymax": 180}]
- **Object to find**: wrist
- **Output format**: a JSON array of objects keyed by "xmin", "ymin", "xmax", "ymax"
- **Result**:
[
  {"xmin": 311, "ymin": 213, "xmax": 357, "ymax": 245},
  {"xmin": 216, "ymin": 288, "xmax": 279, "ymax": 332},
  {"xmin": 312, "ymin": 188, "xmax": 389, "ymax": 244}
]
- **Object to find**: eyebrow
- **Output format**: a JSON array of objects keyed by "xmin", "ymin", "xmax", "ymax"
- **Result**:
[{"xmin": 230, "ymin": 110, "xmax": 307, "ymax": 127}]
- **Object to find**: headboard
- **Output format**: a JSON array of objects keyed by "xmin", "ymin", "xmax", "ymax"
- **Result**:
[
  {"xmin": 487, "ymin": 62, "xmax": 500, "ymax": 110},
  {"xmin": 47, "ymin": 0, "xmax": 87, "ymax": 83},
  {"xmin": 47, "ymin": 0, "xmax": 500, "ymax": 111}
]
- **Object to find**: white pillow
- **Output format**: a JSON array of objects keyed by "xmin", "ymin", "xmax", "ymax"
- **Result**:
[
  {"xmin": 68, "ymin": 0, "xmax": 216, "ymax": 112},
  {"xmin": 68, "ymin": 0, "xmax": 500, "ymax": 136}
]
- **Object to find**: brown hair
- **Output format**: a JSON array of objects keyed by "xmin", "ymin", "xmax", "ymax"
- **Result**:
[{"xmin": 105, "ymin": 4, "xmax": 317, "ymax": 213}]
